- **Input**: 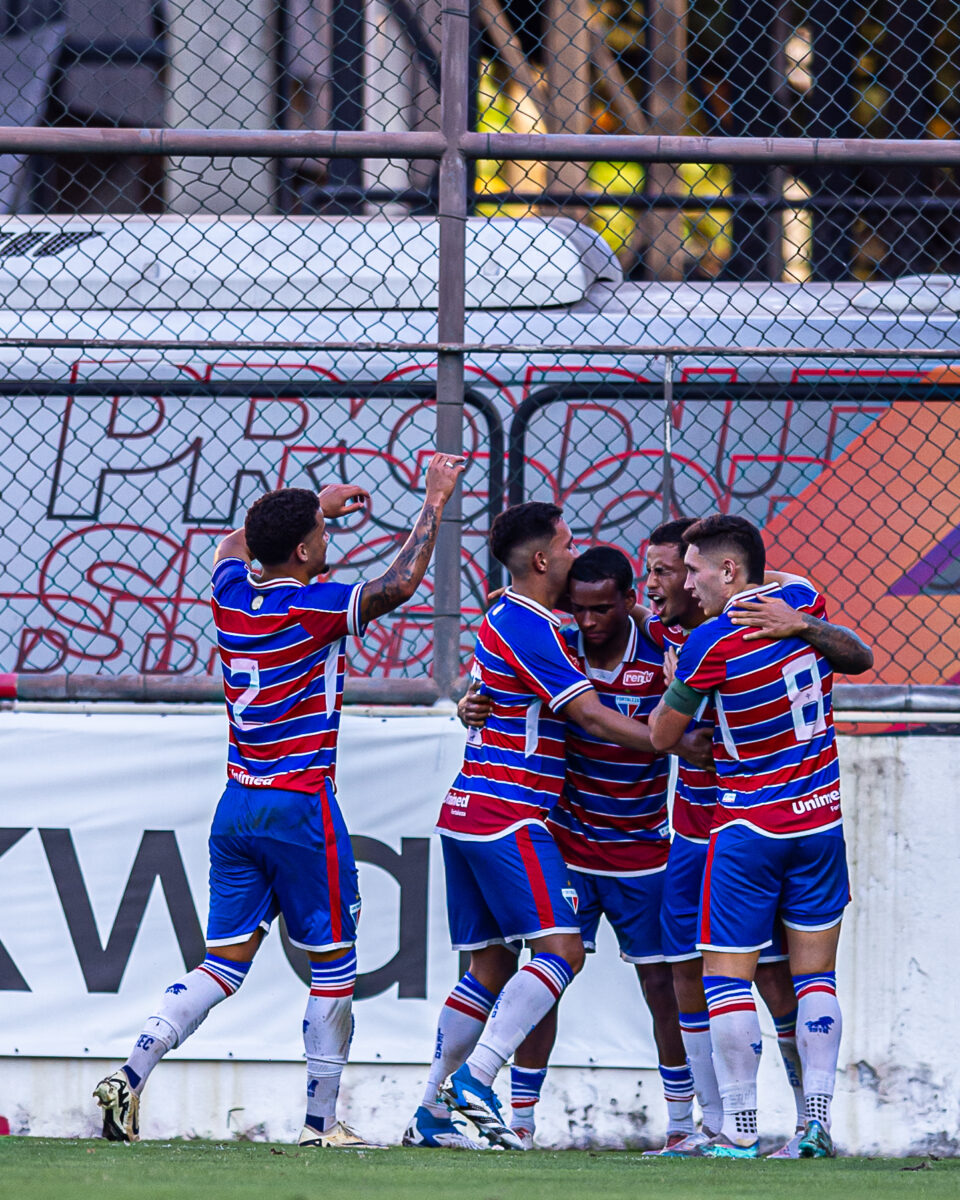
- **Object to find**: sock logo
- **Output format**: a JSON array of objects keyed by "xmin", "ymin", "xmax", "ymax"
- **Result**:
[
  {"xmin": 561, "ymin": 887, "xmax": 579, "ymax": 913},
  {"xmin": 135, "ymin": 1035, "xmax": 155, "ymax": 1051},
  {"xmin": 165, "ymin": 983, "xmax": 187, "ymax": 995},
  {"xmin": 307, "ymin": 1079, "xmax": 318, "ymax": 1097},
  {"xmin": 751, "ymin": 1041, "xmax": 763, "ymax": 1055},
  {"xmin": 805, "ymin": 1015, "xmax": 835, "ymax": 1034}
]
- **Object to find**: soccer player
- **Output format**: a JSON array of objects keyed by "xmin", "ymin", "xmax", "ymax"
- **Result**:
[
  {"xmin": 649, "ymin": 514, "xmax": 872, "ymax": 1160},
  {"xmin": 404, "ymin": 502, "xmax": 703, "ymax": 1151},
  {"xmin": 93, "ymin": 453, "xmax": 467, "ymax": 1146},
  {"xmin": 492, "ymin": 546, "xmax": 705, "ymax": 1150},
  {"xmin": 645, "ymin": 518, "xmax": 871, "ymax": 1158}
]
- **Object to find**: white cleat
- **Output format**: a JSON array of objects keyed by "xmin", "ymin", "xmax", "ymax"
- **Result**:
[
  {"xmin": 298, "ymin": 1120, "xmax": 387, "ymax": 1149},
  {"xmin": 512, "ymin": 1127, "xmax": 535, "ymax": 1150},
  {"xmin": 767, "ymin": 1128, "xmax": 805, "ymax": 1159},
  {"xmin": 401, "ymin": 1105, "xmax": 485, "ymax": 1150},
  {"xmin": 646, "ymin": 1129, "xmax": 713, "ymax": 1157},
  {"xmin": 93, "ymin": 1070, "xmax": 140, "ymax": 1143}
]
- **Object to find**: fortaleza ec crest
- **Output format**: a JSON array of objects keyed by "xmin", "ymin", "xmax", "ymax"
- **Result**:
[
  {"xmin": 562, "ymin": 887, "xmax": 580, "ymax": 913},
  {"xmin": 614, "ymin": 694, "xmax": 642, "ymax": 719}
]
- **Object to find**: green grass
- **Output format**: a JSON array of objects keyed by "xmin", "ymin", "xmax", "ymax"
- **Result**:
[{"xmin": 0, "ymin": 1141, "xmax": 957, "ymax": 1200}]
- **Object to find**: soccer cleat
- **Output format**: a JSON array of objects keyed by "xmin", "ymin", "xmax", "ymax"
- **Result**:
[
  {"xmin": 401, "ymin": 1105, "xmax": 485, "ymax": 1150},
  {"xmin": 700, "ymin": 1133, "xmax": 760, "ymax": 1159},
  {"xmin": 647, "ymin": 1129, "xmax": 714, "ymax": 1157},
  {"xmin": 93, "ymin": 1070, "xmax": 140, "ymax": 1143},
  {"xmin": 767, "ymin": 1128, "xmax": 805, "ymax": 1159},
  {"xmin": 798, "ymin": 1119, "xmax": 836, "ymax": 1159},
  {"xmin": 440, "ymin": 1065, "xmax": 524, "ymax": 1150},
  {"xmin": 512, "ymin": 1127, "xmax": 535, "ymax": 1150},
  {"xmin": 298, "ymin": 1121, "xmax": 387, "ymax": 1149}
]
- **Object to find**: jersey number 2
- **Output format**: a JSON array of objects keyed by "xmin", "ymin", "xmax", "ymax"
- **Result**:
[
  {"xmin": 782, "ymin": 652, "xmax": 826, "ymax": 742},
  {"xmin": 230, "ymin": 658, "xmax": 260, "ymax": 730}
]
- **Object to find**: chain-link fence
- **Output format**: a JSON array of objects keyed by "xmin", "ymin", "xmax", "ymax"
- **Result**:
[{"xmin": 2, "ymin": 0, "xmax": 960, "ymax": 697}]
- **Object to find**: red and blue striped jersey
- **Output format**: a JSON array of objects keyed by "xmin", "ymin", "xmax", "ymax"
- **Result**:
[
  {"xmin": 211, "ymin": 558, "xmax": 365, "ymax": 793},
  {"xmin": 437, "ymin": 588, "xmax": 595, "ymax": 840},
  {"xmin": 674, "ymin": 579, "xmax": 840, "ymax": 838},
  {"xmin": 547, "ymin": 623, "xmax": 672, "ymax": 875},
  {"xmin": 646, "ymin": 616, "xmax": 717, "ymax": 841}
]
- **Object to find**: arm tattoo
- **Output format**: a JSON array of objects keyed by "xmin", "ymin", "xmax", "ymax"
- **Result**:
[
  {"xmin": 799, "ymin": 613, "xmax": 873, "ymax": 674},
  {"xmin": 361, "ymin": 503, "xmax": 441, "ymax": 623}
]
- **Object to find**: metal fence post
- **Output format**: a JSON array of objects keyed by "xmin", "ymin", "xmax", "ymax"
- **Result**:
[
  {"xmin": 661, "ymin": 353, "xmax": 675, "ymax": 523},
  {"xmin": 433, "ymin": 0, "xmax": 469, "ymax": 698}
]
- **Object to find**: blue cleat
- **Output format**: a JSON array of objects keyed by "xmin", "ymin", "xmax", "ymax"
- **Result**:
[
  {"xmin": 798, "ymin": 1119, "xmax": 836, "ymax": 1158},
  {"xmin": 700, "ymin": 1134, "xmax": 760, "ymax": 1159},
  {"xmin": 401, "ymin": 1104, "xmax": 485, "ymax": 1150},
  {"xmin": 648, "ymin": 1130, "xmax": 715, "ymax": 1157},
  {"xmin": 440, "ymin": 1065, "xmax": 524, "ymax": 1150}
]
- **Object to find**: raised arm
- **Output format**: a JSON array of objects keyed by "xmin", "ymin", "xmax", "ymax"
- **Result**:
[
  {"xmin": 728, "ymin": 595, "xmax": 874, "ymax": 675},
  {"xmin": 214, "ymin": 528, "xmax": 250, "ymax": 565},
  {"xmin": 360, "ymin": 452, "xmax": 467, "ymax": 626}
]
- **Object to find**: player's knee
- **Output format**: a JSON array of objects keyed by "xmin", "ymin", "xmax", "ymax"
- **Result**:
[
  {"xmin": 638, "ymin": 963, "xmax": 678, "ymax": 1020},
  {"xmin": 561, "ymin": 939, "xmax": 586, "ymax": 975}
]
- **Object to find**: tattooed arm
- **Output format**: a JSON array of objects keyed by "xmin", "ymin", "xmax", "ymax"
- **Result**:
[
  {"xmin": 359, "ymin": 452, "xmax": 467, "ymax": 625},
  {"xmin": 729, "ymin": 595, "xmax": 874, "ymax": 674}
]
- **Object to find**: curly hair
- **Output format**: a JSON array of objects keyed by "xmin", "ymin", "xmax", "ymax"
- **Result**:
[{"xmin": 244, "ymin": 488, "xmax": 320, "ymax": 566}]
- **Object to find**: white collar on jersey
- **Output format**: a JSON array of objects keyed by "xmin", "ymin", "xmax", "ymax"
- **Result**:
[
  {"xmin": 503, "ymin": 587, "xmax": 562, "ymax": 627},
  {"xmin": 722, "ymin": 580, "xmax": 780, "ymax": 613},
  {"xmin": 247, "ymin": 571, "xmax": 302, "ymax": 589},
  {"xmin": 577, "ymin": 619, "xmax": 638, "ymax": 684}
]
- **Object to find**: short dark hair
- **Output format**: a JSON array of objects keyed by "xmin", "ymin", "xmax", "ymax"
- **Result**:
[
  {"xmin": 649, "ymin": 517, "xmax": 697, "ymax": 548},
  {"xmin": 682, "ymin": 514, "xmax": 765, "ymax": 584},
  {"xmin": 569, "ymin": 546, "xmax": 634, "ymax": 594},
  {"xmin": 489, "ymin": 501, "xmax": 563, "ymax": 572},
  {"xmin": 245, "ymin": 488, "xmax": 320, "ymax": 566}
]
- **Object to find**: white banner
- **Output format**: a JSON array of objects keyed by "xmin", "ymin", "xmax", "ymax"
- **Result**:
[{"xmin": 0, "ymin": 710, "xmax": 658, "ymax": 1068}]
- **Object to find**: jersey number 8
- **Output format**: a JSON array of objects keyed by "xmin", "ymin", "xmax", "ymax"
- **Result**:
[{"xmin": 782, "ymin": 652, "xmax": 826, "ymax": 743}]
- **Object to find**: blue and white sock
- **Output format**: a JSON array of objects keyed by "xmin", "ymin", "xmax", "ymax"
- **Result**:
[
  {"xmin": 468, "ymin": 955, "xmax": 574, "ymax": 1087},
  {"xmin": 794, "ymin": 972, "xmax": 841, "ymax": 1131},
  {"xmin": 703, "ymin": 975, "xmax": 762, "ymax": 1145},
  {"xmin": 423, "ymin": 972, "xmax": 496, "ymax": 1116},
  {"xmin": 304, "ymin": 949, "xmax": 357, "ymax": 1134},
  {"xmin": 659, "ymin": 1063, "xmax": 696, "ymax": 1136},
  {"xmin": 678, "ymin": 1009, "xmax": 723, "ymax": 1136},
  {"xmin": 510, "ymin": 1065, "xmax": 547, "ymax": 1134},
  {"xmin": 123, "ymin": 954, "xmax": 251, "ymax": 1092},
  {"xmin": 773, "ymin": 1007, "xmax": 805, "ymax": 1127}
]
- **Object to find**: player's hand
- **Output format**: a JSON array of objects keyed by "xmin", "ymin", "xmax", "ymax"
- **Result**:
[
  {"xmin": 486, "ymin": 585, "xmax": 507, "ymax": 605},
  {"xmin": 728, "ymin": 595, "xmax": 806, "ymax": 641},
  {"xmin": 663, "ymin": 646, "xmax": 678, "ymax": 687},
  {"xmin": 457, "ymin": 680, "xmax": 492, "ymax": 729},
  {"xmin": 424, "ymin": 452, "xmax": 468, "ymax": 504},
  {"xmin": 318, "ymin": 483, "xmax": 371, "ymax": 518},
  {"xmin": 678, "ymin": 726, "xmax": 714, "ymax": 771}
]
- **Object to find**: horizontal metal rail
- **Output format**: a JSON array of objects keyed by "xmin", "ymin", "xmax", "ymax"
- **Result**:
[
  {"xmin": 2, "ymin": 341, "xmax": 960, "ymax": 360},
  {"xmin": 1, "ymin": 675, "xmax": 957, "ymax": 712},
  {"xmin": 0, "ymin": 673, "xmax": 441, "ymax": 706},
  {"xmin": 0, "ymin": 128, "xmax": 959, "ymax": 165}
]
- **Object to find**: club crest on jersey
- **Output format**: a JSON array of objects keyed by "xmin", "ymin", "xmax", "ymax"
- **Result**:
[
  {"xmin": 615, "ymin": 694, "xmax": 643, "ymax": 719},
  {"xmin": 251, "ymin": 596, "xmax": 264, "ymax": 610},
  {"xmin": 561, "ymin": 887, "xmax": 579, "ymax": 913},
  {"xmin": 622, "ymin": 669, "xmax": 655, "ymax": 688}
]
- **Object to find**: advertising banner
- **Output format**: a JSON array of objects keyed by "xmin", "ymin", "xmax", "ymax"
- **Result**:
[{"xmin": 0, "ymin": 709, "xmax": 658, "ymax": 1068}]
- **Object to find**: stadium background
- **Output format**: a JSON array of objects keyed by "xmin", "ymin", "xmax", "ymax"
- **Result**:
[{"xmin": 0, "ymin": 0, "xmax": 959, "ymax": 1155}]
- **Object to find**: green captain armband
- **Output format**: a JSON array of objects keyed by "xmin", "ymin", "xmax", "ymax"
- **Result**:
[{"xmin": 662, "ymin": 678, "xmax": 707, "ymax": 717}]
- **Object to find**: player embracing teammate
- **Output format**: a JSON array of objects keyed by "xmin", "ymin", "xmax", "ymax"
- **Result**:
[{"xmin": 650, "ymin": 514, "xmax": 873, "ymax": 1159}]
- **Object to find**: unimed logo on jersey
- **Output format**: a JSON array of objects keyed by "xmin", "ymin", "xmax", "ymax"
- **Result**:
[
  {"xmin": 0, "ymin": 828, "xmax": 430, "ymax": 1001},
  {"xmin": 622, "ymin": 669, "xmax": 656, "ymax": 688}
]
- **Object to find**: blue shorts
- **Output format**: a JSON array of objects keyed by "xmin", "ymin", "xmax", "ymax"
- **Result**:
[
  {"xmin": 662, "ymin": 834, "xmax": 790, "ymax": 963},
  {"xmin": 574, "ymin": 867, "xmax": 665, "ymax": 964},
  {"xmin": 698, "ymin": 823, "xmax": 850, "ymax": 954},
  {"xmin": 207, "ymin": 779, "xmax": 360, "ymax": 952},
  {"xmin": 441, "ymin": 823, "xmax": 581, "ymax": 950}
]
